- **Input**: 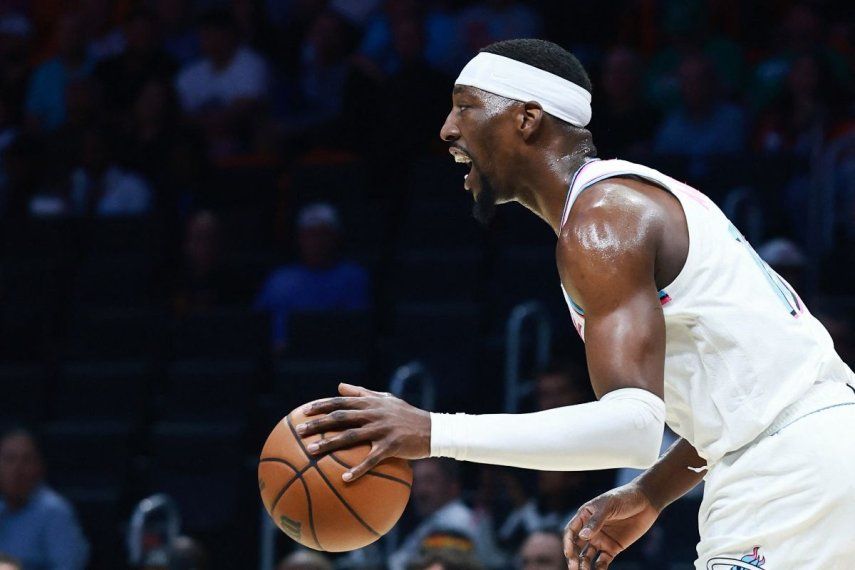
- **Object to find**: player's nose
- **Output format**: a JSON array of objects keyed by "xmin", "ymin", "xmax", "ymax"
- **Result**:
[{"xmin": 440, "ymin": 111, "xmax": 460, "ymax": 142}]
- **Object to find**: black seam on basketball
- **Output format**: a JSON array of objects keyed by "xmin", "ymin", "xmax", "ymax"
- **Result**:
[
  {"xmin": 297, "ymin": 470, "xmax": 323, "ymax": 551},
  {"xmin": 325, "ymin": 449, "xmax": 412, "ymax": 489},
  {"xmin": 287, "ymin": 416, "xmax": 380, "ymax": 537},
  {"xmin": 269, "ymin": 463, "xmax": 312, "ymax": 513}
]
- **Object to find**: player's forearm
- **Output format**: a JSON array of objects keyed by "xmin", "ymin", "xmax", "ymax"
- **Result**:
[
  {"xmin": 430, "ymin": 388, "xmax": 665, "ymax": 471},
  {"xmin": 635, "ymin": 437, "xmax": 706, "ymax": 512}
]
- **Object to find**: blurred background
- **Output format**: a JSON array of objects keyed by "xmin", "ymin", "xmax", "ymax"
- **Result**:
[{"xmin": 0, "ymin": 0, "xmax": 852, "ymax": 569}]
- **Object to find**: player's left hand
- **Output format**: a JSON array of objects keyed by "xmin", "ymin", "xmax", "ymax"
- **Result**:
[{"xmin": 296, "ymin": 383, "xmax": 431, "ymax": 482}]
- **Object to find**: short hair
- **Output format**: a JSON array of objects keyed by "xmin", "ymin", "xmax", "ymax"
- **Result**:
[
  {"xmin": 479, "ymin": 39, "xmax": 592, "ymax": 94},
  {"xmin": 0, "ymin": 426, "xmax": 41, "ymax": 452}
]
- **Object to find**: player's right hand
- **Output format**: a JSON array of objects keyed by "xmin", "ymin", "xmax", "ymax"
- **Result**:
[{"xmin": 563, "ymin": 483, "xmax": 659, "ymax": 569}]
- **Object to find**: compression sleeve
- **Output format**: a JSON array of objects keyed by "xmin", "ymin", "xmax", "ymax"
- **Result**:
[{"xmin": 429, "ymin": 388, "xmax": 665, "ymax": 470}]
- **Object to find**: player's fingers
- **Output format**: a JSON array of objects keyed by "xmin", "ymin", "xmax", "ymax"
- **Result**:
[
  {"xmin": 305, "ymin": 428, "xmax": 372, "ymax": 456},
  {"xmin": 594, "ymin": 552, "xmax": 614, "ymax": 569},
  {"xmin": 578, "ymin": 503, "xmax": 607, "ymax": 541},
  {"xmin": 296, "ymin": 410, "xmax": 368, "ymax": 437},
  {"xmin": 302, "ymin": 396, "xmax": 367, "ymax": 416},
  {"xmin": 341, "ymin": 446, "xmax": 387, "ymax": 482},
  {"xmin": 338, "ymin": 382, "xmax": 391, "ymax": 398},
  {"xmin": 577, "ymin": 543, "xmax": 597, "ymax": 570},
  {"xmin": 563, "ymin": 518, "xmax": 583, "ymax": 560}
]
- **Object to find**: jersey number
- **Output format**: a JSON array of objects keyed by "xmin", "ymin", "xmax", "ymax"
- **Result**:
[{"xmin": 728, "ymin": 223, "xmax": 803, "ymax": 318}]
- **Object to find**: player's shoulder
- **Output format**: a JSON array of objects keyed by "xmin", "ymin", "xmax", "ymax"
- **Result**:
[{"xmin": 558, "ymin": 177, "xmax": 665, "ymax": 262}]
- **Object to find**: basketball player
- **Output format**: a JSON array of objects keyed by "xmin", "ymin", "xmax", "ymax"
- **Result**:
[{"xmin": 296, "ymin": 39, "xmax": 855, "ymax": 569}]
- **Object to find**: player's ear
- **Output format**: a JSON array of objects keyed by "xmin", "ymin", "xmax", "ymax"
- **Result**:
[{"xmin": 519, "ymin": 101, "xmax": 544, "ymax": 141}]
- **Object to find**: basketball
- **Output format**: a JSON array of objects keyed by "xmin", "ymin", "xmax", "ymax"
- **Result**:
[{"xmin": 258, "ymin": 406, "xmax": 413, "ymax": 552}]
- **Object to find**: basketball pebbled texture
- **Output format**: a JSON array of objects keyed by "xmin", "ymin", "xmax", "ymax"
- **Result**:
[{"xmin": 258, "ymin": 407, "xmax": 413, "ymax": 552}]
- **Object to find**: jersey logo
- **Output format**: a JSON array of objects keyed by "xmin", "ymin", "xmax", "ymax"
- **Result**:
[{"xmin": 706, "ymin": 546, "xmax": 766, "ymax": 569}]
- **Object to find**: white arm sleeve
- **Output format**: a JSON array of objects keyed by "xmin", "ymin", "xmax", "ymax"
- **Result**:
[{"xmin": 430, "ymin": 388, "xmax": 665, "ymax": 471}]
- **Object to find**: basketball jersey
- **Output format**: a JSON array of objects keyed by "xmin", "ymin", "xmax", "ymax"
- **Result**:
[{"xmin": 559, "ymin": 158, "xmax": 855, "ymax": 464}]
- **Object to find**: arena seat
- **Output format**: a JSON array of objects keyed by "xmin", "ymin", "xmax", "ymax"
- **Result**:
[
  {"xmin": 389, "ymin": 249, "xmax": 486, "ymax": 304},
  {"xmin": 169, "ymin": 309, "xmax": 268, "ymax": 360},
  {"xmin": 83, "ymin": 217, "xmax": 162, "ymax": 256},
  {"xmin": 273, "ymin": 358, "xmax": 367, "ymax": 404},
  {"xmin": 65, "ymin": 308, "xmax": 167, "ymax": 360},
  {"xmin": 0, "ymin": 364, "xmax": 48, "ymax": 428},
  {"xmin": 399, "ymin": 196, "xmax": 486, "ymax": 248},
  {"xmin": 42, "ymin": 420, "xmax": 134, "ymax": 490},
  {"xmin": 407, "ymin": 156, "xmax": 466, "ymax": 198},
  {"xmin": 147, "ymin": 421, "xmax": 244, "ymax": 531},
  {"xmin": 490, "ymin": 202, "xmax": 556, "ymax": 247},
  {"xmin": 54, "ymin": 361, "xmax": 150, "ymax": 424},
  {"xmin": 157, "ymin": 359, "xmax": 256, "ymax": 422},
  {"xmin": 286, "ymin": 311, "xmax": 373, "ymax": 359},
  {"xmin": 72, "ymin": 255, "xmax": 158, "ymax": 308}
]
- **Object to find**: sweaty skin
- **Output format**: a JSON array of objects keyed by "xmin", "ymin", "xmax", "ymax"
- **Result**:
[{"xmin": 296, "ymin": 84, "xmax": 707, "ymax": 567}]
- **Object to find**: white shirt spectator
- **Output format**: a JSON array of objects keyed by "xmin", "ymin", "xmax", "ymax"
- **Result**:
[
  {"xmin": 388, "ymin": 500, "xmax": 502, "ymax": 570},
  {"xmin": 69, "ymin": 165, "xmax": 152, "ymax": 217},
  {"xmin": 175, "ymin": 46, "xmax": 269, "ymax": 112}
]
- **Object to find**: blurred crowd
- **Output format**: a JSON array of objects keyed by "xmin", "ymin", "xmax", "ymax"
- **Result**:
[{"xmin": 0, "ymin": 0, "xmax": 853, "ymax": 569}]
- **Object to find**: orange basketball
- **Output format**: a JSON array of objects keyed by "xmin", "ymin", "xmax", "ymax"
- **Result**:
[{"xmin": 258, "ymin": 406, "xmax": 413, "ymax": 552}]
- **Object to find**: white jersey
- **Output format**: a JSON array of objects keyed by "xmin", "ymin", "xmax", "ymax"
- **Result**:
[{"xmin": 559, "ymin": 158, "xmax": 855, "ymax": 464}]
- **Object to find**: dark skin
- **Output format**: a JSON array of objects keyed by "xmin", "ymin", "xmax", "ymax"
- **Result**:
[{"xmin": 297, "ymin": 85, "xmax": 706, "ymax": 568}]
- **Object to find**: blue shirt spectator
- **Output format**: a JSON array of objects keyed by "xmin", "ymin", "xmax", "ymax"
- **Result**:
[
  {"xmin": 254, "ymin": 203, "xmax": 370, "ymax": 350},
  {"xmin": 24, "ymin": 14, "xmax": 93, "ymax": 132},
  {"xmin": 0, "ymin": 430, "xmax": 89, "ymax": 570},
  {"xmin": 653, "ymin": 54, "xmax": 745, "ymax": 179}
]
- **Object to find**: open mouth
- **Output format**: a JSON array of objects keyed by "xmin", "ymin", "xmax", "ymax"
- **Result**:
[{"xmin": 448, "ymin": 147, "xmax": 476, "ymax": 192}]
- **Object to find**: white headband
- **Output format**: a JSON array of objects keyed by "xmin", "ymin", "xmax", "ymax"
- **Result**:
[{"xmin": 455, "ymin": 52, "xmax": 592, "ymax": 128}]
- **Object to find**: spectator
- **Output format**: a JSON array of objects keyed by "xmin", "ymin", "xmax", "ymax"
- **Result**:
[
  {"xmin": 358, "ymin": 0, "xmax": 461, "ymax": 76},
  {"xmin": 24, "ymin": 13, "xmax": 93, "ymax": 132},
  {"xmin": 1, "ymin": 135, "xmax": 46, "ymax": 219},
  {"xmin": 389, "ymin": 459, "xmax": 499, "ymax": 570},
  {"xmin": 64, "ymin": 127, "xmax": 153, "ymax": 217},
  {"xmin": 0, "ymin": 555, "xmax": 21, "ymax": 570},
  {"xmin": 168, "ymin": 535, "xmax": 208, "ymax": 570},
  {"xmin": 757, "ymin": 237, "xmax": 806, "ymax": 294},
  {"xmin": 645, "ymin": 0, "xmax": 745, "ymax": 110},
  {"xmin": 534, "ymin": 361, "xmax": 590, "ymax": 412},
  {"xmin": 277, "ymin": 549, "xmax": 333, "ymax": 570},
  {"xmin": 590, "ymin": 47, "xmax": 661, "ymax": 159},
  {"xmin": 0, "ymin": 12, "xmax": 33, "ymax": 122},
  {"xmin": 407, "ymin": 530, "xmax": 484, "ymax": 570},
  {"xmin": 517, "ymin": 530, "xmax": 565, "ymax": 570},
  {"xmin": 94, "ymin": 8, "xmax": 177, "ymax": 122},
  {"xmin": 456, "ymin": 0, "xmax": 542, "ymax": 60},
  {"xmin": 0, "ymin": 428, "xmax": 90, "ymax": 570},
  {"xmin": 254, "ymin": 203, "xmax": 369, "ymax": 352},
  {"xmin": 80, "ymin": 0, "xmax": 125, "ymax": 63},
  {"xmin": 153, "ymin": 0, "xmax": 198, "ymax": 65},
  {"xmin": 123, "ymin": 77, "xmax": 182, "ymax": 186},
  {"xmin": 175, "ymin": 10, "xmax": 269, "ymax": 114},
  {"xmin": 653, "ymin": 54, "xmax": 746, "ymax": 175},
  {"xmin": 496, "ymin": 471, "xmax": 593, "ymax": 553},
  {"xmin": 754, "ymin": 53, "xmax": 848, "ymax": 156},
  {"xmin": 279, "ymin": 10, "xmax": 360, "ymax": 142},
  {"xmin": 172, "ymin": 210, "xmax": 241, "ymax": 314},
  {"xmin": 751, "ymin": 4, "xmax": 852, "ymax": 110}
]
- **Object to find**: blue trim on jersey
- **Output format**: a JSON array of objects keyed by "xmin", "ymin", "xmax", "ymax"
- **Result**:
[{"xmin": 567, "ymin": 289, "xmax": 669, "ymax": 317}]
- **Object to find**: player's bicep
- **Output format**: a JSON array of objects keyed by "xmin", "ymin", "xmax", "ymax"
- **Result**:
[
  {"xmin": 558, "ymin": 188, "xmax": 666, "ymax": 400},
  {"xmin": 582, "ymin": 285, "xmax": 665, "ymax": 400}
]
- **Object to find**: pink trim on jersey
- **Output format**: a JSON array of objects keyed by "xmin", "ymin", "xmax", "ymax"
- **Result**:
[{"xmin": 669, "ymin": 181, "xmax": 712, "ymax": 211}]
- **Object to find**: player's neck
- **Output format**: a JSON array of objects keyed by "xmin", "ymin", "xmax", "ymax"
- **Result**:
[{"xmin": 516, "ymin": 145, "xmax": 593, "ymax": 235}]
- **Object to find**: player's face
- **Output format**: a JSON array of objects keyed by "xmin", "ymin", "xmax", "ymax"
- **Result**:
[{"xmin": 440, "ymin": 85, "xmax": 518, "ymax": 224}]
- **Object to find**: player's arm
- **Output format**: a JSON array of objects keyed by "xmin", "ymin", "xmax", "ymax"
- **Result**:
[{"xmin": 296, "ymin": 183, "xmax": 668, "ymax": 480}]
